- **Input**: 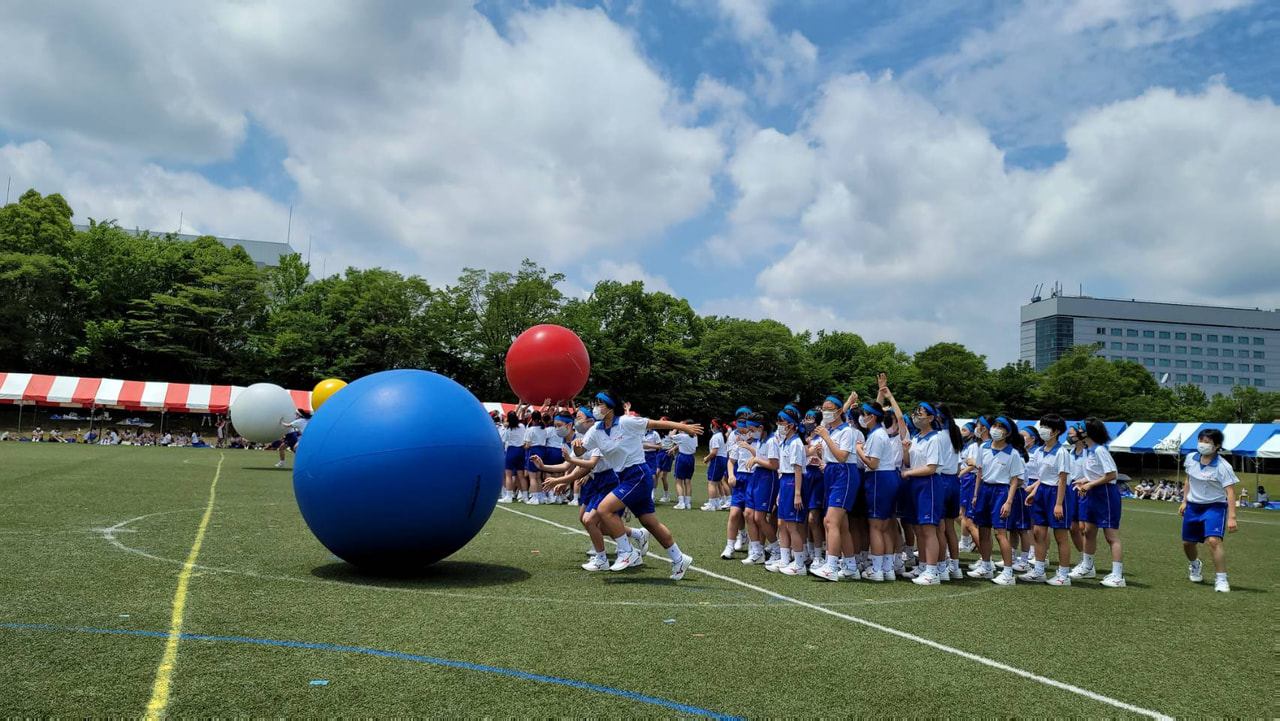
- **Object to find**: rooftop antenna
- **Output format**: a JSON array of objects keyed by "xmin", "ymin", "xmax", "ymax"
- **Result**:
[
  {"xmin": 4, "ymin": 176, "xmax": 10, "ymax": 205},
  {"xmin": 178, "ymin": 211, "xmax": 183, "ymax": 235},
  {"xmin": 286, "ymin": 205, "xmax": 293, "ymax": 247},
  {"xmin": 307, "ymin": 234, "xmax": 312, "ymax": 266},
  {"xmin": 1031, "ymin": 283, "xmax": 1043, "ymax": 302}
]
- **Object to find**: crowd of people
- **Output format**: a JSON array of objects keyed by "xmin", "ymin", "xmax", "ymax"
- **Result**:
[
  {"xmin": 494, "ymin": 374, "xmax": 1244, "ymax": 592},
  {"xmin": 1, "ymin": 411, "xmax": 310, "ymax": 455}
]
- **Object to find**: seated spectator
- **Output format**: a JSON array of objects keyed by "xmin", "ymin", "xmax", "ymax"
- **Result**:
[
  {"xmin": 0, "ymin": 431, "xmax": 9, "ymax": 441},
  {"xmin": 85, "ymin": 430, "xmax": 98, "ymax": 443},
  {"xmin": 160, "ymin": 432, "xmax": 172, "ymax": 446},
  {"xmin": 1255, "ymin": 486, "xmax": 1270, "ymax": 508},
  {"xmin": 31, "ymin": 427, "xmax": 43, "ymax": 442},
  {"xmin": 50, "ymin": 429, "xmax": 64, "ymax": 443}
]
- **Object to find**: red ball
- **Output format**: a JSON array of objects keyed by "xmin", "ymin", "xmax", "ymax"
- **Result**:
[{"xmin": 504, "ymin": 324, "xmax": 591, "ymax": 404}]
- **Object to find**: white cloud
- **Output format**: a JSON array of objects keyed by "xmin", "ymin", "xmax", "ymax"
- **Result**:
[
  {"xmin": 0, "ymin": 2, "xmax": 723, "ymax": 283},
  {"xmin": 709, "ymin": 73, "xmax": 1280, "ymax": 363},
  {"xmin": 694, "ymin": 0, "xmax": 818, "ymax": 104},
  {"xmin": 593, "ymin": 260, "xmax": 675, "ymax": 295}
]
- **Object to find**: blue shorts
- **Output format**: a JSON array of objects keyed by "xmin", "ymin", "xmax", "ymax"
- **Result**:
[
  {"xmin": 1182, "ymin": 502, "xmax": 1227, "ymax": 542},
  {"xmin": 284, "ymin": 431, "xmax": 300, "ymax": 450},
  {"xmin": 504, "ymin": 446, "xmax": 526, "ymax": 472},
  {"xmin": 543, "ymin": 446, "xmax": 564, "ymax": 466},
  {"xmin": 939, "ymin": 473, "xmax": 960, "ymax": 519},
  {"xmin": 1031, "ymin": 484, "xmax": 1072, "ymax": 529},
  {"xmin": 777, "ymin": 473, "xmax": 808, "ymax": 522},
  {"xmin": 895, "ymin": 471, "xmax": 916, "ymax": 520},
  {"xmin": 912, "ymin": 474, "xmax": 942, "ymax": 526},
  {"xmin": 823, "ymin": 463, "xmax": 859, "ymax": 512},
  {"xmin": 582, "ymin": 471, "xmax": 623, "ymax": 516},
  {"xmin": 674, "ymin": 452, "xmax": 696, "ymax": 481},
  {"xmin": 730, "ymin": 467, "xmax": 749, "ymax": 508},
  {"xmin": 645, "ymin": 451, "xmax": 660, "ymax": 473},
  {"xmin": 1083, "ymin": 484, "xmax": 1122, "ymax": 529},
  {"xmin": 658, "ymin": 452, "xmax": 675, "ymax": 473},
  {"xmin": 1010, "ymin": 488, "xmax": 1032, "ymax": 531},
  {"xmin": 960, "ymin": 473, "xmax": 977, "ymax": 518},
  {"xmin": 804, "ymin": 466, "xmax": 825, "ymax": 511},
  {"xmin": 525, "ymin": 447, "xmax": 544, "ymax": 473},
  {"xmin": 974, "ymin": 483, "xmax": 1015, "ymax": 530},
  {"xmin": 707, "ymin": 455, "xmax": 728, "ymax": 482},
  {"xmin": 749, "ymin": 468, "xmax": 780, "ymax": 513},
  {"xmin": 610, "ymin": 464, "xmax": 656, "ymax": 517},
  {"xmin": 866, "ymin": 469, "xmax": 900, "ymax": 520}
]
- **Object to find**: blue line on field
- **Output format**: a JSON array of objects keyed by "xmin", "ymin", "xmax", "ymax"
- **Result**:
[{"xmin": 0, "ymin": 622, "xmax": 740, "ymax": 719}]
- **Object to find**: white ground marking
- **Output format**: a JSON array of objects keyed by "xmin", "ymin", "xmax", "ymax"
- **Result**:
[{"xmin": 498, "ymin": 505, "xmax": 1172, "ymax": 720}]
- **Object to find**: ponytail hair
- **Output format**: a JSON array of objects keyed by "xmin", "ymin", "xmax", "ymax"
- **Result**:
[
  {"xmin": 933, "ymin": 402, "xmax": 963, "ymax": 453},
  {"xmin": 1082, "ymin": 416, "xmax": 1111, "ymax": 444}
]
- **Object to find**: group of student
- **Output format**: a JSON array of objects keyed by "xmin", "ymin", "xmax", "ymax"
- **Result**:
[
  {"xmin": 1134, "ymin": 479, "xmax": 1183, "ymax": 502},
  {"xmin": 494, "ymin": 375, "xmax": 1242, "ymax": 592}
]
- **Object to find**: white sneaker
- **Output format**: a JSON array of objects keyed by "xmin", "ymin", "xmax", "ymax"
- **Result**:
[
  {"xmin": 660, "ymin": 494, "xmax": 671, "ymax": 503},
  {"xmin": 765, "ymin": 559, "xmax": 783, "ymax": 573},
  {"xmin": 1019, "ymin": 571, "xmax": 1047, "ymax": 583},
  {"xmin": 633, "ymin": 529, "xmax": 650, "ymax": 558},
  {"xmin": 958, "ymin": 538, "xmax": 975, "ymax": 553},
  {"xmin": 609, "ymin": 549, "xmax": 641, "ymax": 572},
  {"xmin": 721, "ymin": 544, "xmax": 735, "ymax": 560},
  {"xmin": 861, "ymin": 569, "xmax": 885, "ymax": 582},
  {"xmin": 967, "ymin": 566, "xmax": 994, "ymax": 580},
  {"xmin": 1046, "ymin": 573, "xmax": 1071, "ymax": 587},
  {"xmin": 1214, "ymin": 577, "xmax": 1230, "ymax": 593},
  {"xmin": 809, "ymin": 564, "xmax": 840, "ymax": 581},
  {"xmin": 527, "ymin": 496, "xmax": 541, "ymax": 505},
  {"xmin": 949, "ymin": 565, "xmax": 964, "ymax": 580},
  {"xmin": 670, "ymin": 553, "xmax": 692, "ymax": 581},
  {"xmin": 838, "ymin": 566, "xmax": 858, "ymax": 580},
  {"xmin": 968, "ymin": 559, "xmax": 985, "ymax": 571},
  {"xmin": 567, "ymin": 498, "xmax": 579, "ymax": 506},
  {"xmin": 274, "ymin": 460, "xmax": 285, "ymax": 468},
  {"xmin": 912, "ymin": 571, "xmax": 940, "ymax": 586},
  {"xmin": 883, "ymin": 568, "xmax": 897, "ymax": 582},
  {"xmin": 1069, "ymin": 564, "xmax": 1096, "ymax": 579},
  {"xmin": 992, "ymin": 572, "xmax": 1017, "ymax": 586},
  {"xmin": 1188, "ymin": 559, "xmax": 1203, "ymax": 583},
  {"xmin": 1011, "ymin": 561, "xmax": 1030, "ymax": 572},
  {"xmin": 581, "ymin": 557, "xmax": 609, "ymax": 571},
  {"xmin": 902, "ymin": 567, "xmax": 922, "ymax": 580},
  {"xmin": 741, "ymin": 553, "xmax": 765, "ymax": 565},
  {"xmin": 733, "ymin": 536, "xmax": 747, "ymax": 552},
  {"xmin": 780, "ymin": 562, "xmax": 804, "ymax": 576},
  {"xmin": 497, "ymin": 495, "xmax": 512, "ymax": 504},
  {"xmin": 1100, "ymin": 574, "xmax": 1126, "ymax": 588},
  {"xmin": 936, "ymin": 567, "xmax": 950, "ymax": 582}
]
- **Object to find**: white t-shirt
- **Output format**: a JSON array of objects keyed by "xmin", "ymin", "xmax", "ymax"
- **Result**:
[
  {"xmin": 731, "ymin": 435, "xmax": 757, "ymax": 470},
  {"xmin": 708, "ymin": 432, "xmax": 724, "ymax": 456},
  {"xmin": 584, "ymin": 415, "xmax": 649, "ymax": 471},
  {"xmin": 778, "ymin": 433, "xmax": 805, "ymax": 475},
  {"xmin": 660, "ymin": 433, "xmax": 675, "ymax": 450},
  {"xmin": 820, "ymin": 424, "xmax": 856, "ymax": 464},
  {"xmin": 907, "ymin": 431, "xmax": 942, "ymax": 473},
  {"xmin": 885, "ymin": 431, "xmax": 905, "ymax": 471},
  {"xmin": 503, "ymin": 425, "xmax": 526, "ymax": 448},
  {"xmin": 672, "ymin": 432, "xmax": 697, "ymax": 455},
  {"xmin": 862, "ymin": 427, "xmax": 894, "ymax": 471},
  {"xmin": 1183, "ymin": 452, "xmax": 1239, "ymax": 504},
  {"xmin": 1081, "ymin": 445, "xmax": 1118, "ymax": 483},
  {"xmin": 935, "ymin": 435, "xmax": 961, "ymax": 475},
  {"xmin": 525, "ymin": 426, "xmax": 547, "ymax": 447},
  {"xmin": 644, "ymin": 430, "xmax": 661, "ymax": 450},
  {"xmin": 1024, "ymin": 446, "xmax": 1042, "ymax": 481},
  {"xmin": 978, "ymin": 443, "xmax": 1027, "ymax": 485},
  {"xmin": 289, "ymin": 418, "xmax": 308, "ymax": 434},
  {"xmin": 757, "ymin": 433, "xmax": 781, "ymax": 468},
  {"xmin": 1036, "ymin": 443, "xmax": 1071, "ymax": 487},
  {"xmin": 588, "ymin": 447, "xmax": 615, "ymax": 476}
]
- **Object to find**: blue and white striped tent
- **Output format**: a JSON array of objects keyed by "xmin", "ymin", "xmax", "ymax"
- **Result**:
[{"xmin": 1109, "ymin": 423, "xmax": 1279, "ymax": 457}]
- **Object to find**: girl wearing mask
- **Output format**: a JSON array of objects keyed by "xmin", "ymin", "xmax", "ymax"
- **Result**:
[
  {"xmin": 855, "ymin": 401, "xmax": 899, "ymax": 581},
  {"xmin": 1022, "ymin": 414, "xmax": 1073, "ymax": 585},
  {"xmin": 703, "ymin": 420, "xmax": 727, "ymax": 511},
  {"xmin": 810, "ymin": 395, "xmax": 861, "ymax": 581},
  {"xmin": 1180, "ymin": 428, "xmax": 1239, "ymax": 593},
  {"xmin": 1011, "ymin": 426, "xmax": 1042, "ymax": 571},
  {"xmin": 803, "ymin": 408, "xmax": 827, "ymax": 570},
  {"xmin": 1070, "ymin": 418, "xmax": 1125, "ymax": 587},
  {"xmin": 958, "ymin": 421, "xmax": 982, "ymax": 553},
  {"xmin": 932, "ymin": 402, "xmax": 965, "ymax": 580},
  {"xmin": 773, "ymin": 407, "xmax": 810, "ymax": 575},
  {"xmin": 499, "ymin": 410, "xmax": 527, "ymax": 504},
  {"xmin": 738, "ymin": 412, "xmax": 781, "ymax": 567},
  {"xmin": 968, "ymin": 416, "xmax": 1027, "ymax": 585},
  {"xmin": 720, "ymin": 411, "xmax": 754, "ymax": 559},
  {"xmin": 900, "ymin": 402, "xmax": 944, "ymax": 585},
  {"xmin": 524, "ymin": 411, "xmax": 548, "ymax": 505}
]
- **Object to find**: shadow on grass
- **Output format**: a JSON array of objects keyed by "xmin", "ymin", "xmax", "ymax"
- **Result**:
[
  {"xmin": 310, "ymin": 560, "xmax": 531, "ymax": 589},
  {"xmin": 241, "ymin": 466, "xmax": 292, "ymax": 472}
]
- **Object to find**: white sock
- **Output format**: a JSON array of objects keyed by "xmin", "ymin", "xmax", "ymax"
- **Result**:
[
  {"xmin": 592, "ymin": 544, "xmax": 605, "ymax": 555},
  {"xmin": 781, "ymin": 548, "xmax": 792, "ymax": 564},
  {"xmin": 629, "ymin": 528, "xmax": 645, "ymax": 541},
  {"xmin": 738, "ymin": 530, "xmax": 748, "ymax": 542},
  {"xmin": 595, "ymin": 551, "xmax": 607, "ymax": 563},
  {"xmin": 843, "ymin": 557, "xmax": 857, "ymax": 572},
  {"xmin": 1082, "ymin": 552, "xmax": 1094, "ymax": 568},
  {"xmin": 750, "ymin": 541, "xmax": 763, "ymax": 556},
  {"xmin": 1056, "ymin": 565, "xmax": 1069, "ymax": 577},
  {"xmin": 826, "ymin": 554, "xmax": 840, "ymax": 570},
  {"xmin": 870, "ymin": 555, "xmax": 882, "ymax": 572},
  {"xmin": 1016, "ymin": 550, "xmax": 1026, "ymax": 563},
  {"xmin": 794, "ymin": 550, "xmax": 806, "ymax": 566},
  {"xmin": 1034, "ymin": 560, "xmax": 1046, "ymax": 574},
  {"xmin": 614, "ymin": 535, "xmax": 633, "ymax": 554},
  {"xmin": 1001, "ymin": 565, "xmax": 1013, "ymax": 577},
  {"xmin": 666, "ymin": 544, "xmax": 682, "ymax": 562},
  {"xmin": 1215, "ymin": 572, "xmax": 1227, "ymax": 582},
  {"xmin": 1111, "ymin": 562, "xmax": 1123, "ymax": 577}
]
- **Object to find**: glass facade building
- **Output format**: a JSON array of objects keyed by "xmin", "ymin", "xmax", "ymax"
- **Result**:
[{"xmin": 1020, "ymin": 295, "xmax": 1279, "ymax": 396}]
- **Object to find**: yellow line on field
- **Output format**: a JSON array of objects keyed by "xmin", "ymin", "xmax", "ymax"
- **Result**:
[{"xmin": 143, "ymin": 453, "xmax": 224, "ymax": 719}]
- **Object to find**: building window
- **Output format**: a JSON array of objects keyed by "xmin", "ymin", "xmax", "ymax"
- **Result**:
[
  {"xmin": 1111, "ymin": 328, "xmax": 1122, "ymax": 336},
  {"xmin": 1176, "ymin": 346, "xmax": 1188, "ymax": 354},
  {"xmin": 1176, "ymin": 374, "xmax": 1188, "ymax": 382},
  {"xmin": 1207, "ymin": 334, "xmax": 1218, "ymax": 342},
  {"xmin": 1208, "ymin": 375, "xmax": 1219, "ymax": 384},
  {"xmin": 1143, "ymin": 358, "xmax": 1155, "ymax": 367},
  {"xmin": 1127, "ymin": 329, "xmax": 1139, "ymax": 337},
  {"xmin": 1207, "ymin": 348, "xmax": 1218, "ymax": 356},
  {"xmin": 1223, "ymin": 376, "xmax": 1234, "ymax": 384},
  {"xmin": 1127, "ymin": 343, "xmax": 1139, "ymax": 351},
  {"xmin": 1192, "ymin": 374, "xmax": 1203, "ymax": 383},
  {"xmin": 1224, "ymin": 362, "xmax": 1234, "ymax": 371},
  {"xmin": 1239, "ymin": 337, "xmax": 1250, "ymax": 345},
  {"xmin": 1034, "ymin": 316, "xmax": 1075, "ymax": 371},
  {"xmin": 1159, "ymin": 359, "xmax": 1170, "ymax": 367},
  {"xmin": 1159, "ymin": 344, "xmax": 1170, "ymax": 353},
  {"xmin": 1191, "ymin": 361, "xmax": 1203, "ymax": 369},
  {"xmin": 1143, "ymin": 330, "xmax": 1154, "ymax": 338},
  {"xmin": 1191, "ymin": 347, "xmax": 1203, "ymax": 356},
  {"xmin": 1191, "ymin": 333, "xmax": 1202, "ymax": 341},
  {"xmin": 1223, "ymin": 349, "xmax": 1234, "ymax": 358},
  {"xmin": 1254, "ymin": 351, "xmax": 1265, "ymax": 359},
  {"xmin": 1222, "ymin": 335, "xmax": 1232, "ymax": 343},
  {"xmin": 1096, "ymin": 326, "xmax": 1105, "ymax": 335},
  {"xmin": 1159, "ymin": 331, "xmax": 1170, "ymax": 339},
  {"xmin": 1110, "ymin": 342, "xmax": 1122, "ymax": 350},
  {"xmin": 1258, "ymin": 379, "xmax": 1267, "ymax": 387},
  {"xmin": 1143, "ymin": 343, "xmax": 1155, "ymax": 352},
  {"xmin": 1207, "ymin": 362, "xmax": 1218, "ymax": 370},
  {"xmin": 1255, "ymin": 365, "xmax": 1266, "ymax": 373},
  {"xmin": 1111, "ymin": 356, "xmax": 1123, "ymax": 362},
  {"xmin": 1176, "ymin": 360, "xmax": 1187, "ymax": 368},
  {"xmin": 1254, "ymin": 337, "xmax": 1264, "ymax": 345}
]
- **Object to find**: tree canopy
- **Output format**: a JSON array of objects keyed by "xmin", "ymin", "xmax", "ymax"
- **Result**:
[{"xmin": 2, "ymin": 190, "xmax": 1276, "ymax": 422}]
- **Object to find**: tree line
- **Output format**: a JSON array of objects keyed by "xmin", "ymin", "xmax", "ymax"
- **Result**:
[{"xmin": 2, "ymin": 189, "xmax": 1276, "ymax": 423}]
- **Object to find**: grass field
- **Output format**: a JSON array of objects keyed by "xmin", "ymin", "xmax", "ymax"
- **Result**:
[{"xmin": 2, "ymin": 444, "xmax": 1276, "ymax": 717}]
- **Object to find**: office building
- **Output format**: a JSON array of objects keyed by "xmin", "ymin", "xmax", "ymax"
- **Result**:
[
  {"xmin": 1020, "ymin": 293, "xmax": 1279, "ymax": 396},
  {"xmin": 73, "ymin": 224, "xmax": 301, "ymax": 270}
]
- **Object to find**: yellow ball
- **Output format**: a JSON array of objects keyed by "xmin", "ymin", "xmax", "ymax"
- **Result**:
[{"xmin": 311, "ymin": 378, "xmax": 347, "ymax": 411}]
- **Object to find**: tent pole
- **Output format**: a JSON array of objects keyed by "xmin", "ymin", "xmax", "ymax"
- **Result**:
[{"xmin": 17, "ymin": 403, "xmax": 22, "ymax": 434}]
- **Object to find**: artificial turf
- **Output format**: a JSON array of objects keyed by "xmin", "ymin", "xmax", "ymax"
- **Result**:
[{"xmin": 1, "ymin": 443, "xmax": 1275, "ymax": 717}]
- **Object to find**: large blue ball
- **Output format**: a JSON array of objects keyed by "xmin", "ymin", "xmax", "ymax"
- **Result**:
[{"xmin": 293, "ymin": 369, "xmax": 503, "ymax": 570}]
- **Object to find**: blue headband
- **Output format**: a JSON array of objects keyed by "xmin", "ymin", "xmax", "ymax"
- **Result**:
[
  {"xmin": 735, "ymin": 407, "xmax": 752, "ymax": 416},
  {"xmin": 824, "ymin": 395, "xmax": 843, "ymax": 408},
  {"xmin": 805, "ymin": 409, "xmax": 819, "ymax": 419},
  {"xmin": 554, "ymin": 415, "xmax": 574, "ymax": 424},
  {"xmin": 778, "ymin": 409, "xmax": 801, "ymax": 426},
  {"xmin": 595, "ymin": 392, "xmax": 616, "ymax": 408},
  {"xmin": 917, "ymin": 402, "xmax": 939, "ymax": 419},
  {"xmin": 580, "ymin": 407, "xmax": 595, "ymax": 420},
  {"xmin": 964, "ymin": 422, "xmax": 976, "ymax": 432},
  {"xmin": 860, "ymin": 403, "xmax": 883, "ymax": 418},
  {"xmin": 977, "ymin": 417, "xmax": 991, "ymax": 428},
  {"xmin": 741, "ymin": 420, "xmax": 760, "ymax": 428},
  {"xmin": 995, "ymin": 416, "xmax": 1015, "ymax": 432}
]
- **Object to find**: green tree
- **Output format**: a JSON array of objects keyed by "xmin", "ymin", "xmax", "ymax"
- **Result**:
[
  {"xmin": 910, "ymin": 342, "xmax": 993, "ymax": 415},
  {"xmin": 991, "ymin": 360, "xmax": 1043, "ymax": 419}
]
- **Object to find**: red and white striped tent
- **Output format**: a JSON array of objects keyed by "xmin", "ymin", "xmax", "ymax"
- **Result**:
[{"xmin": 0, "ymin": 372, "xmax": 312, "ymax": 414}]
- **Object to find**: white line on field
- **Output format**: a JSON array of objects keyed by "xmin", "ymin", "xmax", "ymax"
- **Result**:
[
  {"xmin": 497, "ymin": 505, "xmax": 1172, "ymax": 720},
  {"xmin": 1123, "ymin": 505, "xmax": 1279, "ymax": 526}
]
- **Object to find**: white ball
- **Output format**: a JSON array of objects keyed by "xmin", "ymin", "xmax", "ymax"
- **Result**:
[{"xmin": 230, "ymin": 383, "xmax": 298, "ymax": 443}]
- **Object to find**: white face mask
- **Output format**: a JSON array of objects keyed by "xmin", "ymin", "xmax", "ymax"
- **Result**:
[
  {"xmin": 1197, "ymin": 441, "xmax": 1215, "ymax": 455},
  {"xmin": 822, "ymin": 410, "xmax": 838, "ymax": 424},
  {"xmin": 575, "ymin": 420, "xmax": 591, "ymax": 433},
  {"xmin": 1039, "ymin": 427, "xmax": 1054, "ymax": 441},
  {"xmin": 555, "ymin": 425, "xmax": 571, "ymax": 438},
  {"xmin": 592, "ymin": 405, "xmax": 606, "ymax": 418},
  {"xmin": 991, "ymin": 428, "xmax": 1007, "ymax": 442},
  {"xmin": 753, "ymin": 429, "xmax": 762, "ymax": 439},
  {"xmin": 859, "ymin": 415, "xmax": 872, "ymax": 429}
]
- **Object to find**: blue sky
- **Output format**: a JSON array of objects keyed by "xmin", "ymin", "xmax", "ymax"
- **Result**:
[{"xmin": 2, "ymin": 0, "xmax": 1278, "ymax": 363}]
